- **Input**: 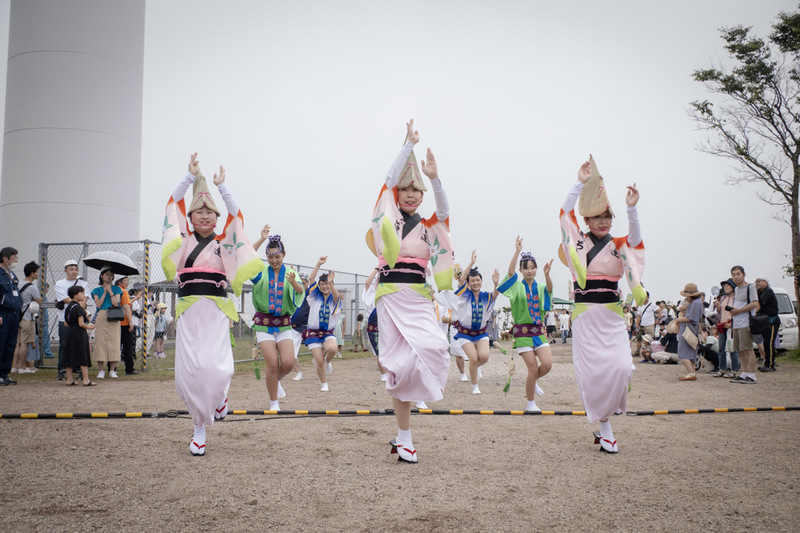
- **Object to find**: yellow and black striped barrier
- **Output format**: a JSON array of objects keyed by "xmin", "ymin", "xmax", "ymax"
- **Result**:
[{"xmin": 0, "ymin": 406, "xmax": 798, "ymax": 419}]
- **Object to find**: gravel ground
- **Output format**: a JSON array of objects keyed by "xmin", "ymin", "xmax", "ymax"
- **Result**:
[{"xmin": 1, "ymin": 341, "xmax": 799, "ymax": 532}]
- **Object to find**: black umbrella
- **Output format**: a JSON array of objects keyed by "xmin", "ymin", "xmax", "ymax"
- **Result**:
[{"xmin": 82, "ymin": 251, "xmax": 140, "ymax": 276}]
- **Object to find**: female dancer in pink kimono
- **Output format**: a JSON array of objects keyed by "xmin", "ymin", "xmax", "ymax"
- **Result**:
[
  {"xmin": 162, "ymin": 153, "xmax": 262, "ymax": 456},
  {"xmin": 370, "ymin": 120, "xmax": 455, "ymax": 463},
  {"xmin": 559, "ymin": 155, "xmax": 644, "ymax": 454}
]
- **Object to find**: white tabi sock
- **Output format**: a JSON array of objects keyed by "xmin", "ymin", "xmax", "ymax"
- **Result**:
[
  {"xmin": 526, "ymin": 400, "xmax": 540, "ymax": 412},
  {"xmin": 396, "ymin": 428, "xmax": 412, "ymax": 448},
  {"xmin": 535, "ymin": 383, "xmax": 544, "ymax": 396},
  {"xmin": 269, "ymin": 400, "xmax": 280, "ymax": 411},
  {"xmin": 193, "ymin": 424, "xmax": 206, "ymax": 443},
  {"xmin": 600, "ymin": 420, "xmax": 614, "ymax": 442},
  {"xmin": 472, "ymin": 384, "xmax": 481, "ymax": 394},
  {"xmin": 277, "ymin": 382, "xmax": 286, "ymax": 398}
]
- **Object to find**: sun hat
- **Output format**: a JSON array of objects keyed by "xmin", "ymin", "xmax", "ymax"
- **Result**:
[
  {"xmin": 680, "ymin": 283, "xmax": 702, "ymax": 298},
  {"xmin": 99, "ymin": 265, "xmax": 114, "ymax": 275},
  {"xmin": 156, "ymin": 302, "xmax": 167, "ymax": 309},
  {"xmin": 396, "ymin": 133, "xmax": 426, "ymax": 192},
  {"xmin": 578, "ymin": 155, "xmax": 614, "ymax": 218},
  {"xmin": 720, "ymin": 278, "xmax": 735, "ymax": 289},
  {"xmin": 187, "ymin": 171, "xmax": 221, "ymax": 216}
]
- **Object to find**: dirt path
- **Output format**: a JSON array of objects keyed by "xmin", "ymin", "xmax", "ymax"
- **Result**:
[{"xmin": 2, "ymin": 341, "xmax": 798, "ymax": 532}]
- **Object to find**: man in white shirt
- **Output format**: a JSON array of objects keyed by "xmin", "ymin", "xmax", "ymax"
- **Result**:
[
  {"xmin": 728, "ymin": 265, "xmax": 760, "ymax": 384},
  {"xmin": 558, "ymin": 310, "xmax": 571, "ymax": 344},
  {"xmin": 54, "ymin": 260, "xmax": 89, "ymax": 380}
]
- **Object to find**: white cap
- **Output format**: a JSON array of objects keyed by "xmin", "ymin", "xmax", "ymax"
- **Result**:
[
  {"xmin": 755, "ymin": 276, "xmax": 769, "ymax": 284},
  {"xmin": 64, "ymin": 259, "xmax": 78, "ymax": 268}
]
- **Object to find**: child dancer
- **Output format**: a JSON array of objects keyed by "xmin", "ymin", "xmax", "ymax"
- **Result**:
[
  {"xmin": 436, "ymin": 251, "xmax": 499, "ymax": 395},
  {"xmin": 498, "ymin": 238, "xmax": 553, "ymax": 410},
  {"xmin": 251, "ymin": 226, "xmax": 305, "ymax": 411},
  {"xmin": 303, "ymin": 256, "xmax": 342, "ymax": 391},
  {"xmin": 63, "ymin": 285, "xmax": 96, "ymax": 386},
  {"xmin": 559, "ymin": 155, "xmax": 644, "ymax": 453},
  {"xmin": 161, "ymin": 153, "xmax": 262, "ymax": 456},
  {"xmin": 370, "ymin": 119, "xmax": 454, "ymax": 463}
]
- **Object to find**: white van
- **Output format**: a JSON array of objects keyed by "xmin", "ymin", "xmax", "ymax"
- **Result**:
[{"xmin": 774, "ymin": 287, "xmax": 797, "ymax": 351}]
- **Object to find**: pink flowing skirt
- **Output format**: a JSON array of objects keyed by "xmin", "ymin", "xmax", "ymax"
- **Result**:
[
  {"xmin": 377, "ymin": 289, "xmax": 449, "ymax": 402},
  {"xmin": 174, "ymin": 298, "xmax": 232, "ymax": 427},
  {"xmin": 572, "ymin": 304, "xmax": 633, "ymax": 423}
]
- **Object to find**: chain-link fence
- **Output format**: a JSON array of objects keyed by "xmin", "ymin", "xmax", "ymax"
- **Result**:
[{"xmin": 37, "ymin": 239, "xmax": 369, "ymax": 372}]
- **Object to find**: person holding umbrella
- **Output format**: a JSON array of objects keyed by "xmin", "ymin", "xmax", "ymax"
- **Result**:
[
  {"xmin": 161, "ymin": 153, "xmax": 262, "ymax": 456},
  {"xmin": 90, "ymin": 265, "xmax": 123, "ymax": 379}
]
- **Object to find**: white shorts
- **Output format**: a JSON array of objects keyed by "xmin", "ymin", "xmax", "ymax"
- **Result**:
[
  {"xmin": 517, "ymin": 343, "xmax": 549, "ymax": 354},
  {"xmin": 256, "ymin": 330, "xmax": 294, "ymax": 344},
  {"xmin": 292, "ymin": 329, "xmax": 303, "ymax": 357}
]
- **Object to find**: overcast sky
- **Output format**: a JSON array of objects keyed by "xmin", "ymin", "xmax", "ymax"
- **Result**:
[{"xmin": 1, "ymin": 0, "xmax": 796, "ymax": 304}]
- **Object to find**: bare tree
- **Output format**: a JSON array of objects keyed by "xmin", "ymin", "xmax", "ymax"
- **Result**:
[{"xmin": 691, "ymin": 6, "xmax": 800, "ymax": 303}]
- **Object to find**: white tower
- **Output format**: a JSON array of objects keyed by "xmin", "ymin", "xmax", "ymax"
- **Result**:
[{"xmin": 0, "ymin": 0, "xmax": 145, "ymax": 263}]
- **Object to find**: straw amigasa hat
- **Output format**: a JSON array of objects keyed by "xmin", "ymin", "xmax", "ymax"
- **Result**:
[
  {"xmin": 187, "ymin": 171, "xmax": 221, "ymax": 216},
  {"xmin": 578, "ymin": 155, "xmax": 614, "ymax": 218},
  {"xmin": 396, "ymin": 135, "xmax": 427, "ymax": 192}
]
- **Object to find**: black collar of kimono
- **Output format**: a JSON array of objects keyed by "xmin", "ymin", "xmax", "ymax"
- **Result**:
[
  {"xmin": 185, "ymin": 232, "xmax": 217, "ymax": 269},
  {"xmin": 586, "ymin": 233, "xmax": 612, "ymax": 266},
  {"xmin": 401, "ymin": 210, "xmax": 422, "ymax": 239}
]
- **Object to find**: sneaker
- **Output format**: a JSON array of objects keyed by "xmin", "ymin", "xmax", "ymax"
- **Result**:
[
  {"xmin": 17, "ymin": 368, "xmax": 32, "ymax": 374},
  {"xmin": 10, "ymin": 368, "xmax": 18, "ymax": 373},
  {"xmin": 758, "ymin": 366, "xmax": 774, "ymax": 372},
  {"xmin": 57, "ymin": 372, "xmax": 66, "ymax": 381},
  {"xmin": 97, "ymin": 370, "xmax": 105, "ymax": 379},
  {"xmin": 738, "ymin": 376, "xmax": 757, "ymax": 384},
  {"xmin": 710, "ymin": 371, "xmax": 723, "ymax": 377},
  {"xmin": 109, "ymin": 370, "xmax": 119, "ymax": 379},
  {"xmin": 707, "ymin": 368, "xmax": 720, "ymax": 374},
  {"xmin": 320, "ymin": 383, "xmax": 329, "ymax": 392},
  {"xmin": 729, "ymin": 375, "xmax": 746, "ymax": 383}
]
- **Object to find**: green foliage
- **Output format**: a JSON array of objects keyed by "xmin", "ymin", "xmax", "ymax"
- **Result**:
[{"xmin": 691, "ymin": 5, "xmax": 800, "ymax": 295}]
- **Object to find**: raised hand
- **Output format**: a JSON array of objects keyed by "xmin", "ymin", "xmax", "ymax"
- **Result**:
[
  {"xmin": 515, "ymin": 235, "xmax": 523, "ymax": 253},
  {"xmin": 213, "ymin": 165, "xmax": 226, "ymax": 186},
  {"xmin": 625, "ymin": 183, "xmax": 640, "ymax": 207},
  {"xmin": 286, "ymin": 270, "xmax": 296, "ymax": 284},
  {"xmin": 543, "ymin": 258, "xmax": 554, "ymax": 275},
  {"xmin": 406, "ymin": 119, "xmax": 419, "ymax": 144},
  {"xmin": 317, "ymin": 256, "xmax": 327, "ymax": 266},
  {"xmin": 188, "ymin": 152, "xmax": 200, "ymax": 176},
  {"xmin": 577, "ymin": 157, "xmax": 592, "ymax": 184},
  {"xmin": 469, "ymin": 250, "xmax": 477, "ymax": 267},
  {"xmin": 420, "ymin": 148, "xmax": 438, "ymax": 180},
  {"xmin": 260, "ymin": 224, "xmax": 270, "ymax": 241},
  {"xmin": 328, "ymin": 271, "xmax": 336, "ymax": 283},
  {"xmin": 492, "ymin": 269, "xmax": 500, "ymax": 287}
]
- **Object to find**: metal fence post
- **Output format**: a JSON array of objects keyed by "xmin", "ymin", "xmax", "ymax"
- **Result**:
[{"xmin": 142, "ymin": 240, "xmax": 150, "ymax": 370}]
